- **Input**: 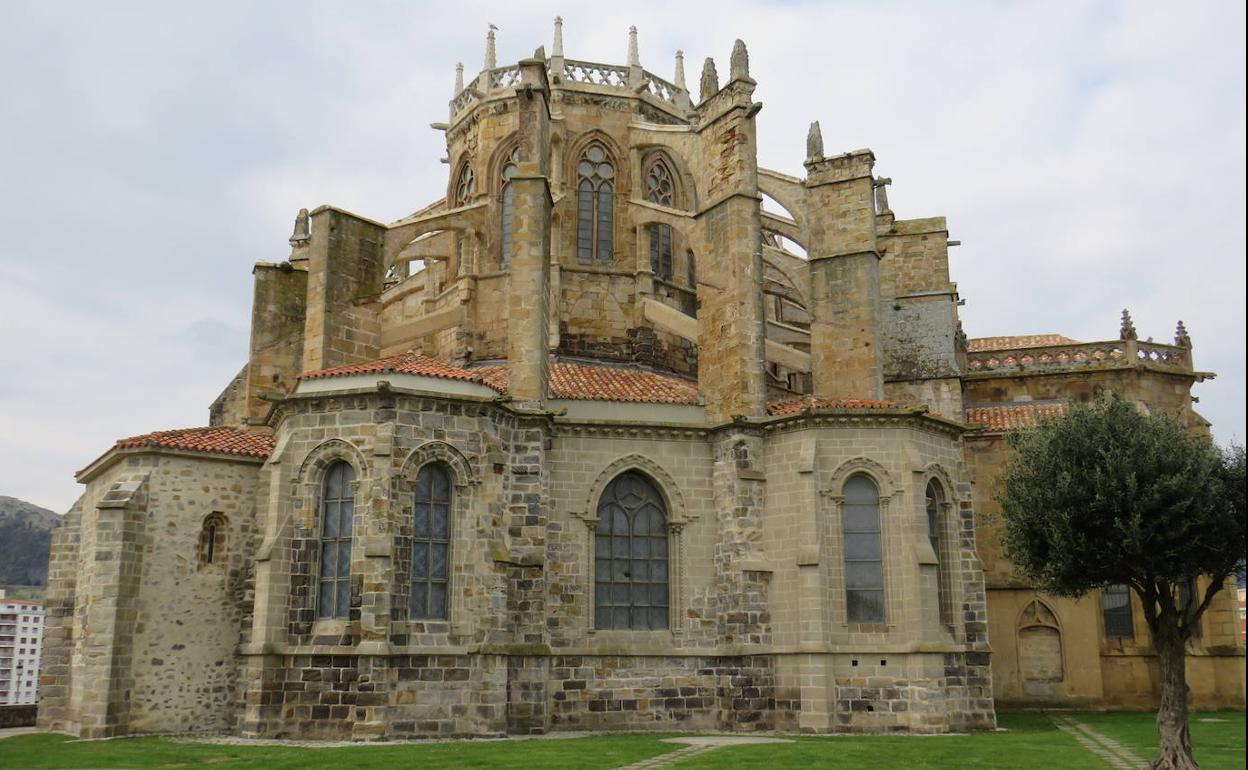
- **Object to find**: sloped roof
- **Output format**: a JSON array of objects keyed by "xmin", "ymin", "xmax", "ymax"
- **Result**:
[
  {"xmin": 472, "ymin": 362, "xmax": 700, "ymax": 405},
  {"xmin": 112, "ymin": 427, "xmax": 276, "ymax": 459},
  {"xmin": 300, "ymin": 351, "xmax": 496, "ymax": 388},
  {"xmin": 964, "ymin": 402, "xmax": 1067, "ymax": 432},
  {"xmin": 967, "ymin": 334, "xmax": 1079, "ymax": 352}
]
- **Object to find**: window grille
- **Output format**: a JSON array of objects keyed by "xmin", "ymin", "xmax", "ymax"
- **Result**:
[
  {"xmin": 594, "ymin": 471, "xmax": 669, "ymax": 630},
  {"xmin": 317, "ymin": 461, "xmax": 356, "ymax": 619},
  {"xmin": 411, "ymin": 463, "xmax": 452, "ymax": 620},
  {"xmin": 1102, "ymin": 583, "xmax": 1133, "ymax": 638},
  {"xmin": 843, "ymin": 474, "xmax": 885, "ymax": 623}
]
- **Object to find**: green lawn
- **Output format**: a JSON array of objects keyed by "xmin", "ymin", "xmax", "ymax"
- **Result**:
[
  {"xmin": 1074, "ymin": 710, "xmax": 1246, "ymax": 770},
  {"xmin": 1, "ymin": 711, "xmax": 1243, "ymax": 770}
]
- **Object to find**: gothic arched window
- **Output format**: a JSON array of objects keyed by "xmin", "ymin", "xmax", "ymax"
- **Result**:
[
  {"xmin": 198, "ymin": 512, "xmax": 227, "ymax": 569},
  {"xmin": 317, "ymin": 461, "xmax": 356, "ymax": 619},
  {"xmin": 644, "ymin": 158, "xmax": 675, "ymax": 280},
  {"xmin": 411, "ymin": 463, "xmax": 452, "ymax": 620},
  {"xmin": 926, "ymin": 480, "xmax": 954, "ymax": 629},
  {"xmin": 500, "ymin": 147, "xmax": 520, "ymax": 269},
  {"xmin": 594, "ymin": 471, "xmax": 669, "ymax": 630},
  {"xmin": 576, "ymin": 144, "xmax": 614, "ymax": 265},
  {"xmin": 454, "ymin": 162, "xmax": 475, "ymax": 207},
  {"xmin": 843, "ymin": 473, "xmax": 884, "ymax": 623}
]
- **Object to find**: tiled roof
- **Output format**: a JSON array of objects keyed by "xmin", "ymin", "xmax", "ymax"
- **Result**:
[
  {"xmin": 301, "ymin": 351, "xmax": 498, "ymax": 389},
  {"xmin": 967, "ymin": 335, "xmax": 1079, "ymax": 352},
  {"xmin": 767, "ymin": 396, "xmax": 899, "ymax": 416},
  {"xmin": 112, "ymin": 427, "xmax": 276, "ymax": 459},
  {"xmin": 473, "ymin": 362, "xmax": 701, "ymax": 405},
  {"xmin": 964, "ymin": 402, "xmax": 1067, "ymax": 432}
]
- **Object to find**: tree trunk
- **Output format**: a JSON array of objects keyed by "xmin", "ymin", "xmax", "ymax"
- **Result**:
[{"xmin": 1150, "ymin": 628, "xmax": 1199, "ymax": 770}]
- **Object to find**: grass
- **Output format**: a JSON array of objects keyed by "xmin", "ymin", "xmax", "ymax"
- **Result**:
[
  {"xmin": 1074, "ymin": 710, "xmax": 1246, "ymax": 770},
  {"xmin": 1, "ymin": 711, "xmax": 1243, "ymax": 770}
]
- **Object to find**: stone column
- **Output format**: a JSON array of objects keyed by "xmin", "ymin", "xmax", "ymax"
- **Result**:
[
  {"xmin": 693, "ymin": 61, "xmax": 767, "ymax": 422},
  {"xmin": 301, "ymin": 208, "xmax": 386, "ymax": 373},
  {"xmin": 805, "ymin": 150, "xmax": 885, "ymax": 400},
  {"xmin": 76, "ymin": 475, "xmax": 149, "ymax": 738},
  {"xmin": 505, "ymin": 55, "xmax": 553, "ymax": 406},
  {"xmin": 245, "ymin": 263, "xmax": 307, "ymax": 423}
]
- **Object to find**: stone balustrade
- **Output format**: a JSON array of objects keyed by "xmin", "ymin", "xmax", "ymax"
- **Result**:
[{"xmin": 966, "ymin": 339, "xmax": 1192, "ymax": 375}]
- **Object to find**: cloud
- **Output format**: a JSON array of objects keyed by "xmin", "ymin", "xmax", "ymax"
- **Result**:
[{"xmin": 0, "ymin": 0, "xmax": 1242, "ymax": 511}]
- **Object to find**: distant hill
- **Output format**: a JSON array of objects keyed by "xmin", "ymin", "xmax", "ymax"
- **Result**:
[{"xmin": 0, "ymin": 496, "xmax": 60, "ymax": 587}]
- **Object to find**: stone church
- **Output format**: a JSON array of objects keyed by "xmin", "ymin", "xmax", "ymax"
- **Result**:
[{"xmin": 37, "ymin": 23, "xmax": 1243, "ymax": 740}]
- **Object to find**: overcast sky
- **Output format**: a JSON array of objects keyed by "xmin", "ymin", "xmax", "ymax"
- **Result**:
[{"xmin": 1, "ymin": 1, "xmax": 1244, "ymax": 513}]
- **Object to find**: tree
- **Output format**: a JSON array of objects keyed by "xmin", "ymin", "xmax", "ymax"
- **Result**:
[{"xmin": 998, "ymin": 394, "xmax": 1245, "ymax": 770}]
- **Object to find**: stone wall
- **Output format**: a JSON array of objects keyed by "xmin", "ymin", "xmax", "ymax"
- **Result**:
[{"xmin": 0, "ymin": 704, "xmax": 37, "ymax": 728}]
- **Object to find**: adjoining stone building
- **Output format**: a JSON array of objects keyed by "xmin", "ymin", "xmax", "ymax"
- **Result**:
[{"xmin": 37, "ymin": 23, "xmax": 1242, "ymax": 740}]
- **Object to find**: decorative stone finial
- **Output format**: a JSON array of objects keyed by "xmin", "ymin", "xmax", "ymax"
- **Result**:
[
  {"xmin": 533, "ymin": 45, "xmax": 546, "ymax": 60},
  {"xmin": 1174, "ymin": 320, "xmax": 1191, "ymax": 348},
  {"xmin": 874, "ymin": 177, "xmax": 893, "ymax": 214},
  {"xmin": 699, "ymin": 58, "xmax": 719, "ymax": 102},
  {"xmin": 289, "ymin": 208, "xmax": 310, "ymax": 247},
  {"xmin": 484, "ymin": 26, "xmax": 497, "ymax": 71},
  {"xmin": 628, "ymin": 26, "xmax": 640, "ymax": 67},
  {"xmin": 553, "ymin": 16, "xmax": 564, "ymax": 58},
  {"xmin": 454, "ymin": 62, "xmax": 464, "ymax": 94},
  {"xmin": 674, "ymin": 50, "xmax": 686, "ymax": 90},
  {"xmin": 806, "ymin": 121, "xmax": 824, "ymax": 162},
  {"xmin": 730, "ymin": 39, "xmax": 749, "ymax": 80},
  {"xmin": 1119, "ymin": 309, "xmax": 1138, "ymax": 341}
]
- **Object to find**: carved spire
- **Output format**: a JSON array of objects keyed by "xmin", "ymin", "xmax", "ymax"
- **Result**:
[
  {"xmin": 699, "ymin": 57, "xmax": 719, "ymax": 102},
  {"xmin": 628, "ymin": 25, "xmax": 640, "ymax": 67},
  {"xmin": 674, "ymin": 50, "xmax": 686, "ymax": 90},
  {"xmin": 874, "ymin": 177, "xmax": 893, "ymax": 214},
  {"xmin": 806, "ymin": 121, "xmax": 824, "ymax": 162},
  {"xmin": 484, "ymin": 26, "xmax": 497, "ymax": 71},
  {"xmin": 552, "ymin": 16, "xmax": 564, "ymax": 58},
  {"xmin": 1174, "ymin": 320, "xmax": 1192, "ymax": 348},
  {"xmin": 730, "ymin": 39, "xmax": 749, "ymax": 80},
  {"xmin": 289, "ymin": 208, "xmax": 310, "ymax": 247},
  {"xmin": 1119, "ymin": 309, "xmax": 1138, "ymax": 341},
  {"xmin": 454, "ymin": 62, "xmax": 464, "ymax": 94}
]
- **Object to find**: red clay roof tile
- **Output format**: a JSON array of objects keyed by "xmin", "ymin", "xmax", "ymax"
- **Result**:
[
  {"xmin": 300, "ymin": 352, "xmax": 497, "ymax": 389},
  {"xmin": 964, "ymin": 402, "xmax": 1067, "ymax": 432},
  {"xmin": 967, "ymin": 334, "xmax": 1079, "ymax": 352},
  {"xmin": 112, "ymin": 427, "xmax": 275, "ymax": 459},
  {"xmin": 472, "ymin": 362, "xmax": 700, "ymax": 405}
]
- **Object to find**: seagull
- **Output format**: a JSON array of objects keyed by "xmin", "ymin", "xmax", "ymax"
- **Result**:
[{"xmin": 488, "ymin": 23, "xmax": 499, "ymax": 31}]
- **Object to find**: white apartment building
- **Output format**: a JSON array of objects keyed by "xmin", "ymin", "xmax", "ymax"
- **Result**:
[{"xmin": 0, "ymin": 589, "xmax": 44, "ymax": 705}]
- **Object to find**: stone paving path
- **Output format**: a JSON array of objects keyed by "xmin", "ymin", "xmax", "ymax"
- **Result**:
[
  {"xmin": 609, "ymin": 735, "xmax": 794, "ymax": 770},
  {"xmin": 1050, "ymin": 714, "xmax": 1149, "ymax": 770}
]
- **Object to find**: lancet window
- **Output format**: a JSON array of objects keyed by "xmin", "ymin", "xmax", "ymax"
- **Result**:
[
  {"xmin": 454, "ymin": 162, "xmax": 475, "ymax": 206},
  {"xmin": 576, "ymin": 144, "xmax": 615, "ymax": 265},
  {"xmin": 411, "ymin": 463, "xmax": 452, "ymax": 620},
  {"xmin": 500, "ymin": 147, "xmax": 520, "ymax": 269},
  {"xmin": 644, "ymin": 158, "xmax": 674, "ymax": 280},
  {"xmin": 594, "ymin": 471, "xmax": 669, "ymax": 630},
  {"xmin": 926, "ymin": 480, "xmax": 955, "ymax": 628},
  {"xmin": 843, "ymin": 473, "xmax": 884, "ymax": 623},
  {"xmin": 317, "ymin": 461, "xmax": 356, "ymax": 619}
]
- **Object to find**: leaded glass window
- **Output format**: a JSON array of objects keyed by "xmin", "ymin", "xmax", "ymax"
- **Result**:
[
  {"xmin": 594, "ymin": 471, "xmax": 669, "ymax": 630},
  {"xmin": 926, "ymin": 480, "xmax": 954, "ymax": 628},
  {"xmin": 645, "ymin": 158, "xmax": 675, "ymax": 281},
  {"xmin": 411, "ymin": 463, "xmax": 451, "ymax": 620},
  {"xmin": 455, "ymin": 162, "xmax": 475, "ymax": 206},
  {"xmin": 843, "ymin": 473, "xmax": 884, "ymax": 623},
  {"xmin": 576, "ymin": 144, "xmax": 614, "ymax": 265},
  {"xmin": 500, "ymin": 147, "xmax": 520, "ymax": 269},
  {"xmin": 317, "ymin": 461, "xmax": 356, "ymax": 619},
  {"xmin": 1102, "ymin": 584, "xmax": 1133, "ymax": 639}
]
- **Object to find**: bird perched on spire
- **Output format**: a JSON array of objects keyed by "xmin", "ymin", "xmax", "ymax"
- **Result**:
[{"xmin": 489, "ymin": 23, "xmax": 499, "ymax": 31}]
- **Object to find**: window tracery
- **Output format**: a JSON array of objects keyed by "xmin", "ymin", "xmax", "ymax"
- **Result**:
[
  {"xmin": 500, "ymin": 146, "xmax": 520, "ymax": 268},
  {"xmin": 454, "ymin": 162, "xmax": 475, "ymax": 207},
  {"xmin": 594, "ymin": 471, "xmax": 669, "ymax": 630},
  {"xmin": 576, "ymin": 144, "xmax": 614, "ymax": 264},
  {"xmin": 644, "ymin": 157, "xmax": 674, "ymax": 280}
]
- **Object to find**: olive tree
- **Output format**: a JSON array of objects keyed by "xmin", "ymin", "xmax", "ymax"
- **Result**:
[{"xmin": 998, "ymin": 394, "xmax": 1244, "ymax": 770}]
